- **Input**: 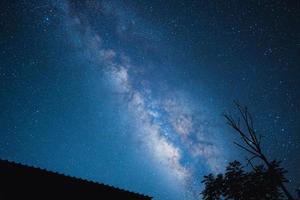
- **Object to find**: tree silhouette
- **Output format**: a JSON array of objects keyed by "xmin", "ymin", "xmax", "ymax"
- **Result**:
[
  {"xmin": 201, "ymin": 102, "xmax": 296, "ymax": 200},
  {"xmin": 201, "ymin": 160, "xmax": 287, "ymax": 199}
]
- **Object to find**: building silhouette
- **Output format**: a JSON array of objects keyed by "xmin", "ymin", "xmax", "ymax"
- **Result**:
[{"xmin": 0, "ymin": 159, "xmax": 152, "ymax": 199}]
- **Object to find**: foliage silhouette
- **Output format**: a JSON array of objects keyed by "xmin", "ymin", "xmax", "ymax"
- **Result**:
[
  {"xmin": 201, "ymin": 160, "xmax": 287, "ymax": 199},
  {"xmin": 201, "ymin": 102, "xmax": 296, "ymax": 200}
]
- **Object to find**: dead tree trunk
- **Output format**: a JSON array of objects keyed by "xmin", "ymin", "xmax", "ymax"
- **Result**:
[{"xmin": 224, "ymin": 101, "xmax": 294, "ymax": 200}]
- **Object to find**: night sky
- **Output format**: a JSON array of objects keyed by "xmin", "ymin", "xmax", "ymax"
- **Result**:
[{"xmin": 0, "ymin": 0, "xmax": 299, "ymax": 199}]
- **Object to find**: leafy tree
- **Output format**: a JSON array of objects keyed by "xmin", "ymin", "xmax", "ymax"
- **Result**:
[
  {"xmin": 202, "ymin": 160, "xmax": 287, "ymax": 199},
  {"xmin": 201, "ymin": 102, "xmax": 296, "ymax": 200}
]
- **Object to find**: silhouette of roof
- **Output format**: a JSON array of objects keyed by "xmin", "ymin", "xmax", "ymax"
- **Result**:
[{"xmin": 0, "ymin": 159, "xmax": 152, "ymax": 199}]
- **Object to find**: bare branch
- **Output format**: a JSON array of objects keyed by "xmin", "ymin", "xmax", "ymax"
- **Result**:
[
  {"xmin": 236, "ymin": 103, "xmax": 258, "ymax": 146},
  {"xmin": 245, "ymin": 155, "xmax": 259, "ymax": 170},
  {"xmin": 224, "ymin": 113, "xmax": 258, "ymax": 153},
  {"xmin": 233, "ymin": 142, "xmax": 261, "ymax": 158},
  {"xmin": 224, "ymin": 101, "xmax": 295, "ymax": 200}
]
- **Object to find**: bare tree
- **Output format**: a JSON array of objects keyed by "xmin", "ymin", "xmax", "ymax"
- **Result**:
[{"xmin": 223, "ymin": 101, "xmax": 295, "ymax": 200}]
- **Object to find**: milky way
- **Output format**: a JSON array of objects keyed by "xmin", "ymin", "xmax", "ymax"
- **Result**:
[
  {"xmin": 59, "ymin": 1, "xmax": 230, "ymax": 198},
  {"xmin": 0, "ymin": 1, "xmax": 299, "ymax": 199}
]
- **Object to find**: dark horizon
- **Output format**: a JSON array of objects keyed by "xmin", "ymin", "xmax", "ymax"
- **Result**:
[{"xmin": 0, "ymin": 158, "xmax": 152, "ymax": 199}]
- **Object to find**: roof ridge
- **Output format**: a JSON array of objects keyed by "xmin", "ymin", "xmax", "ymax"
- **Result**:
[{"xmin": 0, "ymin": 158, "xmax": 151, "ymax": 198}]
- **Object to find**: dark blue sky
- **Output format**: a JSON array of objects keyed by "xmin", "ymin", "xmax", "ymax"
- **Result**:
[{"xmin": 0, "ymin": 0, "xmax": 299, "ymax": 199}]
